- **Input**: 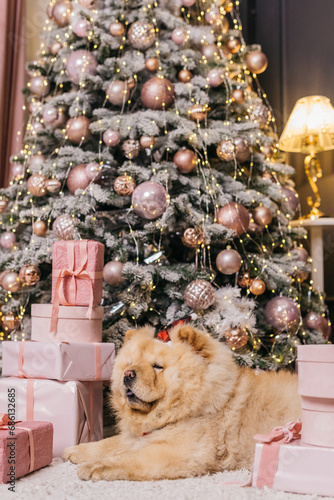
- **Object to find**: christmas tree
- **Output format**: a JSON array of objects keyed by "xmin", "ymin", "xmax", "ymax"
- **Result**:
[{"xmin": 0, "ymin": 0, "xmax": 330, "ymax": 370}]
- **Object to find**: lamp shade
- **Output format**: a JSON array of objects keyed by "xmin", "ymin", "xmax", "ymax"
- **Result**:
[{"xmin": 279, "ymin": 96, "xmax": 334, "ymax": 154}]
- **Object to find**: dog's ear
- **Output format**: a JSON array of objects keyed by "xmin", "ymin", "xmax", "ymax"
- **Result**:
[
  {"xmin": 170, "ymin": 325, "xmax": 214, "ymax": 359},
  {"xmin": 124, "ymin": 329, "xmax": 139, "ymax": 343},
  {"xmin": 124, "ymin": 326, "xmax": 155, "ymax": 343}
]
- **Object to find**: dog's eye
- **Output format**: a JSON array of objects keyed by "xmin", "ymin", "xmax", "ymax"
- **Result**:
[{"xmin": 153, "ymin": 364, "xmax": 164, "ymax": 372}]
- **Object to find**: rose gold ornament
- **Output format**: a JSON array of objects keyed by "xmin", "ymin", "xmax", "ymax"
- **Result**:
[
  {"xmin": 226, "ymin": 36, "xmax": 241, "ymax": 54},
  {"xmin": 202, "ymin": 43, "xmax": 218, "ymax": 60},
  {"xmin": 132, "ymin": 182, "xmax": 168, "ymax": 220},
  {"xmin": 141, "ymin": 77, "xmax": 175, "ymax": 110},
  {"xmin": 246, "ymin": 51, "xmax": 268, "ymax": 74},
  {"xmin": 232, "ymin": 89, "xmax": 245, "ymax": 104},
  {"xmin": 29, "ymin": 76, "xmax": 51, "ymax": 97},
  {"xmin": 114, "ymin": 175, "xmax": 136, "ymax": 196},
  {"xmin": 46, "ymin": 178, "xmax": 62, "ymax": 193},
  {"xmin": 145, "ymin": 58, "xmax": 159, "ymax": 72},
  {"xmin": 103, "ymin": 261, "xmax": 124, "ymax": 286},
  {"xmin": 1, "ymin": 272, "xmax": 21, "ymax": 293},
  {"xmin": 109, "ymin": 22, "xmax": 125, "ymax": 37},
  {"xmin": 217, "ymin": 140, "xmax": 235, "ymax": 161},
  {"xmin": 216, "ymin": 249, "xmax": 242, "ymax": 275},
  {"xmin": 53, "ymin": 214, "xmax": 77, "ymax": 240},
  {"xmin": 282, "ymin": 186, "xmax": 299, "ymax": 213},
  {"xmin": 52, "ymin": 0, "xmax": 73, "ymax": 27},
  {"xmin": 28, "ymin": 100, "xmax": 42, "ymax": 115},
  {"xmin": 173, "ymin": 149, "xmax": 197, "ymax": 174},
  {"xmin": 261, "ymin": 144, "xmax": 274, "ymax": 158},
  {"xmin": 205, "ymin": 6, "xmax": 221, "ymax": 24},
  {"xmin": 33, "ymin": 220, "xmax": 48, "ymax": 236},
  {"xmin": 127, "ymin": 77, "xmax": 135, "ymax": 89},
  {"xmin": 181, "ymin": 0, "xmax": 196, "ymax": 6},
  {"xmin": 184, "ymin": 279, "xmax": 215, "ymax": 310},
  {"xmin": 189, "ymin": 103, "xmax": 209, "ymax": 121},
  {"xmin": 2, "ymin": 312, "xmax": 20, "ymax": 331},
  {"xmin": 171, "ymin": 27, "xmax": 189, "ymax": 45},
  {"xmin": 297, "ymin": 271, "xmax": 308, "ymax": 282},
  {"xmin": 237, "ymin": 271, "xmax": 252, "ymax": 288},
  {"xmin": 128, "ymin": 21, "xmax": 156, "ymax": 50},
  {"xmin": 85, "ymin": 162, "xmax": 102, "ymax": 181},
  {"xmin": 19, "ymin": 265, "xmax": 41, "ymax": 286},
  {"xmin": 67, "ymin": 164, "xmax": 91, "ymax": 194},
  {"xmin": 10, "ymin": 163, "xmax": 25, "ymax": 181},
  {"xmin": 79, "ymin": 0, "xmax": 97, "ymax": 8},
  {"xmin": 66, "ymin": 116, "xmax": 91, "ymax": 144},
  {"xmin": 182, "ymin": 227, "xmax": 204, "ymax": 248},
  {"xmin": 66, "ymin": 50, "xmax": 98, "ymax": 85},
  {"xmin": 103, "ymin": 129, "xmax": 121, "ymax": 146},
  {"xmin": 264, "ymin": 296, "xmax": 300, "ymax": 331},
  {"xmin": 234, "ymin": 137, "xmax": 251, "ymax": 162},
  {"xmin": 253, "ymin": 206, "xmax": 273, "ymax": 226},
  {"xmin": 217, "ymin": 202, "xmax": 249, "ymax": 236},
  {"xmin": 223, "ymin": 0, "xmax": 233, "ymax": 12},
  {"xmin": 122, "ymin": 140, "xmax": 140, "ymax": 159},
  {"xmin": 107, "ymin": 80, "xmax": 130, "ymax": 106},
  {"xmin": 0, "ymin": 197, "xmax": 8, "ymax": 213},
  {"xmin": 0, "ymin": 232, "xmax": 16, "ymax": 249},
  {"xmin": 140, "ymin": 136, "xmax": 155, "ymax": 149},
  {"xmin": 74, "ymin": 18, "xmax": 91, "ymax": 38},
  {"xmin": 49, "ymin": 41, "xmax": 62, "ymax": 56},
  {"xmin": 207, "ymin": 68, "xmax": 224, "ymax": 87},
  {"xmin": 178, "ymin": 69, "xmax": 192, "ymax": 83},
  {"xmin": 250, "ymin": 279, "xmax": 266, "ymax": 295},
  {"xmin": 294, "ymin": 246, "xmax": 308, "ymax": 263},
  {"xmin": 225, "ymin": 327, "xmax": 248, "ymax": 349},
  {"xmin": 30, "ymin": 121, "xmax": 45, "ymax": 134},
  {"xmin": 27, "ymin": 174, "xmax": 47, "ymax": 197},
  {"xmin": 250, "ymin": 102, "xmax": 271, "ymax": 128}
]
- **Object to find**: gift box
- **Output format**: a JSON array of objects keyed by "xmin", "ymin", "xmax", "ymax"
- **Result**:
[
  {"xmin": 0, "ymin": 378, "xmax": 103, "ymax": 457},
  {"xmin": 0, "ymin": 415, "xmax": 53, "ymax": 484},
  {"xmin": 297, "ymin": 345, "xmax": 334, "ymax": 447},
  {"xmin": 2, "ymin": 341, "xmax": 115, "ymax": 382},
  {"xmin": 31, "ymin": 304, "xmax": 104, "ymax": 343},
  {"xmin": 252, "ymin": 439, "xmax": 334, "ymax": 496}
]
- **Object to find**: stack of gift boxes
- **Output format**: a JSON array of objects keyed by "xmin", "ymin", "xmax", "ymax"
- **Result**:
[
  {"xmin": 0, "ymin": 240, "xmax": 115, "ymax": 483},
  {"xmin": 252, "ymin": 344, "xmax": 334, "ymax": 497}
]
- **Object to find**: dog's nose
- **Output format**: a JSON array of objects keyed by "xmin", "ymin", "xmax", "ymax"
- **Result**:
[{"xmin": 124, "ymin": 370, "xmax": 136, "ymax": 386}]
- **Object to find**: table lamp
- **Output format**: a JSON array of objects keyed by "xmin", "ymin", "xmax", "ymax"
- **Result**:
[{"xmin": 279, "ymin": 95, "xmax": 334, "ymax": 218}]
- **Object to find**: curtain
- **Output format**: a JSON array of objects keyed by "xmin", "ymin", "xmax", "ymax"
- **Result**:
[{"xmin": 0, "ymin": 0, "xmax": 25, "ymax": 188}]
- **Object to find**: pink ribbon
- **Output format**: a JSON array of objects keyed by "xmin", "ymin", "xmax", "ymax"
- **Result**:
[
  {"xmin": 50, "ymin": 241, "xmax": 103, "ymax": 334},
  {"xmin": 94, "ymin": 343, "xmax": 102, "ymax": 381},
  {"xmin": 0, "ymin": 413, "xmax": 35, "ymax": 473}
]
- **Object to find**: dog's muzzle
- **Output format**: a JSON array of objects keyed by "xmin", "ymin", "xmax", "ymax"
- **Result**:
[{"xmin": 123, "ymin": 370, "xmax": 136, "ymax": 387}]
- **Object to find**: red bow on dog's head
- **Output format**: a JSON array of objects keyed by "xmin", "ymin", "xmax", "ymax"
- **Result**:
[{"xmin": 156, "ymin": 317, "xmax": 192, "ymax": 343}]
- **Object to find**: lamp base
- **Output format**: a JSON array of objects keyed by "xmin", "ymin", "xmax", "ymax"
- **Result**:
[{"xmin": 299, "ymin": 207, "xmax": 325, "ymax": 220}]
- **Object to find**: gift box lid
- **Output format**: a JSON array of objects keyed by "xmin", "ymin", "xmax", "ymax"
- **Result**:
[
  {"xmin": 31, "ymin": 304, "xmax": 104, "ymax": 319},
  {"xmin": 297, "ymin": 345, "xmax": 334, "ymax": 363}
]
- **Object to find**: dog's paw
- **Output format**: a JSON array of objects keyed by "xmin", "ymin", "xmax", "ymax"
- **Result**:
[
  {"xmin": 62, "ymin": 445, "xmax": 87, "ymax": 464},
  {"xmin": 77, "ymin": 462, "xmax": 110, "ymax": 481}
]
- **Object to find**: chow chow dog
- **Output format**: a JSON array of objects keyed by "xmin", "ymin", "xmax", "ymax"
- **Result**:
[{"xmin": 63, "ymin": 324, "xmax": 301, "ymax": 481}]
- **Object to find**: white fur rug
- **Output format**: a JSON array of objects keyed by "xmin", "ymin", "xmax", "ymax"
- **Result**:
[{"xmin": 0, "ymin": 458, "xmax": 324, "ymax": 500}]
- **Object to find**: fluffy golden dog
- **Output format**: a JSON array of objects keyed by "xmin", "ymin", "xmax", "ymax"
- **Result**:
[{"xmin": 63, "ymin": 324, "xmax": 301, "ymax": 481}]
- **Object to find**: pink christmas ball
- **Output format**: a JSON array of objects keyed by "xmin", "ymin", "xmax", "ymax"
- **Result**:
[
  {"xmin": 264, "ymin": 296, "xmax": 300, "ymax": 331},
  {"xmin": 52, "ymin": 0, "xmax": 73, "ymax": 27},
  {"xmin": 207, "ymin": 68, "xmax": 224, "ymax": 87},
  {"xmin": 31, "ymin": 121, "xmax": 45, "ymax": 134},
  {"xmin": 52, "ymin": 108, "xmax": 68, "ymax": 129},
  {"xmin": 103, "ymin": 261, "xmax": 124, "ymax": 286},
  {"xmin": 66, "ymin": 50, "xmax": 98, "ymax": 85},
  {"xmin": 171, "ymin": 27, "xmax": 189, "ymax": 45},
  {"xmin": 181, "ymin": 0, "xmax": 196, "ymax": 6},
  {"xmin": 28, "ymin": 155, "xmax": 46, "ymax": 171},
  {"xmin": 43, "ymin": 106, "xmax": 59, "ymax": 125},
  {"xmin": 107, "ymin": 81, "xmax": 130, "ymax": 106},
  {"xmin": 86, "ymin": 162, "xmax": 102, "ymax": 181},
  {"xmin": 202, "ymin": 44, "xmax": 218, "ymax": 60},
  {"xmin": 67, "ymin": 164, "xmax": 91, "ymax": 194},
  {"xmin": 103, "ymin": 129, "xmax": 121, "ymax": 146},
  {"xmin": 10, "ymin": 163, "xmax": 25, "ymax": 181},
  {"xmin": 0, "ymin": 232, "xmax": 16, "ymax": 249},
  {"xmin": 205, "ymin": 7, "xmax": 221, "ymax": 24},
  {"xmin": 132, "ymin": 181, "xmax": 168, "ymax": 220},
  {"xmin": 74, "ymin": 19, "xmax": 91, "ymax": 38},
  {"xmin": 29, "ymin": 76, "xmax": 50, "ymax": 97}
]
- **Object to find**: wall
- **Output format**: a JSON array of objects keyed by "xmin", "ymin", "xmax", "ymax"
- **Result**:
[{"xmin": 26, "ymin": 0, "xmax": 50, "ymax": 62}]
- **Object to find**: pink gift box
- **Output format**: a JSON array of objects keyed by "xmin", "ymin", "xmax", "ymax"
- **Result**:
[
  {"xmin": 0, "ymin": 420, "xmax": 53, "ymax": 484},
  {"xmin": 2, "ymin": 341, "xmax": 115, "ymax": 382},
  {"xmin": 31, "ymin": 304, "xmax": 104, "ymax": 343},
  {"xmin": 297, "ymin": 345, "xmax": 334, "ymax": 447},
  {"xmin": 252, "ymin": 440, "xmax": 334, "ymax": 496},
  {"xmin": 0, "ymin": 378, "xmax": 103, "ymax": 457}
]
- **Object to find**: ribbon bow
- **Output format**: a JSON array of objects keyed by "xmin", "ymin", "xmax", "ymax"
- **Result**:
[
  {"xmin": 0, "ymin": 413, "xmax": 10, "ymax": 426},
  {"xmin": 156, "ymin": 317, "xmax": 192, "ymax": 343},
  {"xmin": 0, "ymin": 413, "xmax": 35, "ymax": 473},
  {"xmin": 254, "ymin": 419, "xmax": 302, "ymax": 444}
]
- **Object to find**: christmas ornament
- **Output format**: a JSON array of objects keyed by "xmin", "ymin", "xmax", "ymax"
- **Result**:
[
  {"xmin": 43, "ymin": 106, "xmax": 59, "ymax": 125},
  {"xmin": 52, "ymin": 0, "xmax": 73, "ymax": 27},
  {"xmin": 47, "ymin": 3, "xmax": 53, "ymax": 18},
  {"xmin": 10, "ymin": 164, "xmax": 25, "ymax": 181},
  {"xmin": 248, "ymin": 221, "xmax": 263, "ymax": 234},
  {"xmin": 0, "ymin": 197, "xmax": 8, "ymax": 213},
  {"xmin": 2, "ymin": 313, "xmax": 20, "ymax": 331},
  {"xmin": 171, "ymin": 27, "xmax": 189, "ymax": 45},
  {"xmin": 173, "ymin": 149, "xmax": 197, "ymax": 174},
  {"xmin": 216, "ymin": 140, "xmax": 235, "ymax": 161},
  {"xmin": 234, "ymin": 137, "xmax": 251, "ymax": 162},
  {"xmin": 296, "ymin": 271, "xmax": 308, "ymax": 283},
  {"xmin": 107, "ymin": 80, "xmax": 130, "ymax": 106},
  {"xmin": 184, "ymin": 279, "xmax": 215, "ymax": 310},
  {"xmin": 189, "ymin": 103, "xmax": 209, "ymax": 121},
  {"xmin": 67, "ymin": 164, "xmax": 91, "ymax": 194},
  {"xmin": 29, "ymin": 76, "xmax": 50, "ymax": 97},
  {"xmin": 53, "ymin": 108, "xmax": 68, "ymax": 129},
  {"xmin": 103, "ymin": 129, "xmax": 121, "ymax": 146},
  {"xmin": 33, "ymin": 220, "xmax": 48, "ymax": 236},
  {"xmin": 109, "ymin": 22, "xmax": 125, "ymax": 37},
  {"xmin": 182, "ymin": 227, "xmax": 204, "ymax": 248},
  {"xmin": 79, "ymin": 0, "xmax": 97, "ymax": 8},
  {"xmin": 226, "ymin": 36, "xmax": 241, "ymax": 54},
  {"xmin": 253, "ymin": 206, "xmax": 273, "ymax": 226},
  {"xmin": 217, "ymin": 202, "xmax": 250, "ymax": 236},
  {"xmin": 122, "ymin": 140, "xmax": 140, "ymax": 159},
  {"xmin": 19, "ymin": 265, "xmax": 41, "ymax": 286},
  {"xmin": 66, "ymin": 116, "xmax": 91, "ymax": 144},
  {"xmin": 246, "ymin": 50, "xmax": 268, "ymax": 74},
  {"xmin": 223, "ymin": 1, "xmax": 234, "ymax": 12},
  {"xmin": 103, "ymin": 261, "xmax": 124, "ymax": 286},
  {"xmin": 224, "ymin": 327, "xmax": 248, "ymax": 349},
  {"xmin": 1, "ymin": 272, "xmax": 21, "ymax": 293},
  {"xmin": 132, "ymin": 181, "xmax": 168, "ymax": 220},
  {"xmin": 30, "ymin": 121, "xmax": 45, "ymax": 134},
  {"xmin": 140, "ymin": 136, "xmax": 155, "ymax": 149},
  {"xmin": 114, "ymin": 175, "xmax": 136, "ymax": 196},
  {"xmin": 126, "ymin": 77, "xmax": 135, "ymax": 89},
  {"xmin": 250, "ymin": 102, "xmax": 271, "ymax": 128},
  {"xmin": 46, "ymin": 178, "xmax": 62, "ymax": 193},
  {"xmin": 207, "ymin": 68, "xmax": 224, "ymax": 87},
  {"xmin": 128, "ymin": 21, "xmax": 156, "ymax": 50},
  {"xmin": 66, "ymin": 50, "xmax": 98, "ymax": 85},
  {"xmin": 294, "ymin": 246, "xmax": 308, "ymax": 263},
  {"xmin": 0, "ymin": 232, "xmax": 16, "ymax": 249},
  {"xmin": 232, "ymin": 89, "xmax": 245, "ymax": 104},
  {"xmin": 28, "ymin": 100, "xmax": 42, "ymax": 115},
  {"xmin": 53, "ymin": 214, "xmax": 77, "ymax": 240},
  {"xmin": 261, "ymin": 144, "xmax": 274, "ymax": 158},
  {"xmin": 250, "ymin": 279, "xmax": 266, "ymax": 295},
  {"xmin": 145, "ymin": 58, "xmax": 159, "ymax": 72},
  {"xmin": 181, "ymin": 0, "xmax": 196, "ymax": 6},
  {"xmin": 205, "ymin": 6, "xmax": 221, "ymax": 24},
  {"xmin": 216, "ymin": 249, "xmax": 242, "ymax": 275},
  {"xmin": 264, "ymin": 296, "xmax": 300, "ymax": 331},
  {"xmin": 74, "ymin": 19, "xmax": 91, "ymax": 38},
  {"xmin": 141, "ymin": 77, "xmax": 175, "ymax": 110},
  {"xmin": 86, "ymin": 162, "xmax": 102, "ymax": 181},
  {"xmin": 49, "ymin": 41, "xmax": 62, "ymax": 56},
  {"xmin": 282, "ymin": 186, "xmax": 299, "ymax": 213},
  {"xmin": 202, "ymin": 43, "xmax": 217, "ymax": 60},
  {"xmin": 27, "ymin": 174, "xmax": 47, "ymax": 197},
  {"xmin": 178, "ymin": 69, "xmax": 192, "ymax": 83},
  {"xmin": 238, "ymin": 271, "xmax": 252, "ymax": 288}
]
